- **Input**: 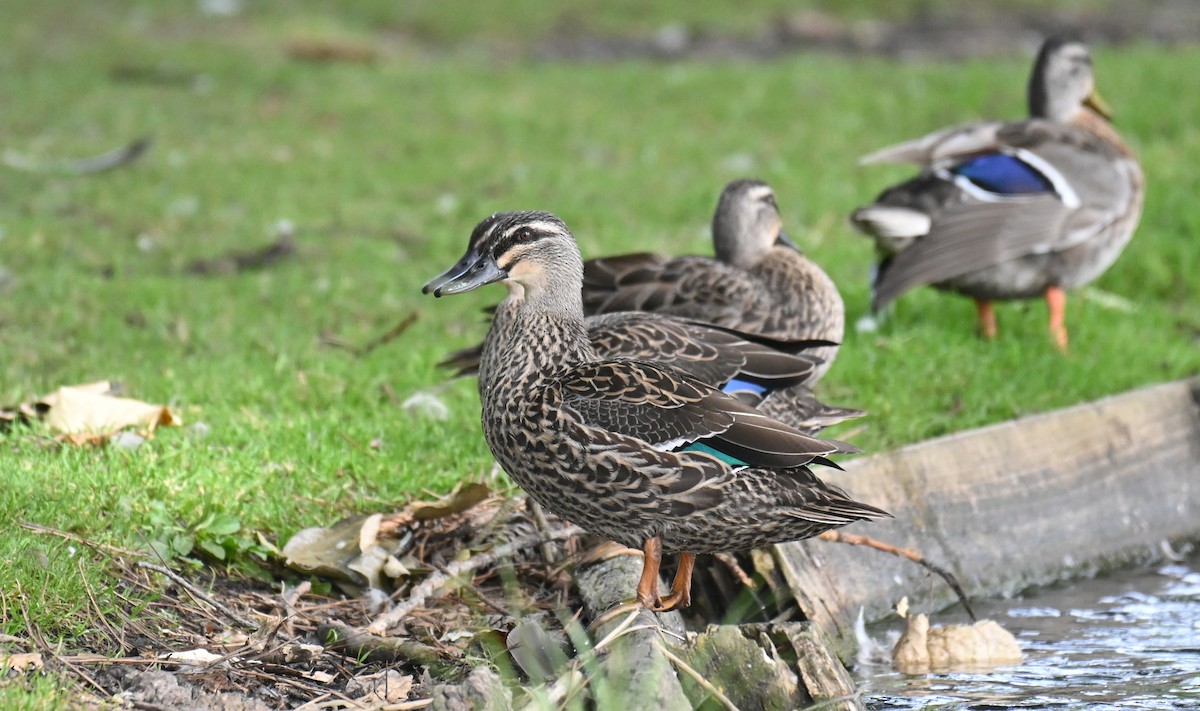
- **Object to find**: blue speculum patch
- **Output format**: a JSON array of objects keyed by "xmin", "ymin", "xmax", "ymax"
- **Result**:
[
  {"xmin": 952, "ymin": 153, "xmax": 1055, "ymax": 194},
  {"xmin": 721, "ymin": 378, "xmax": 768, "ymax": 396}
]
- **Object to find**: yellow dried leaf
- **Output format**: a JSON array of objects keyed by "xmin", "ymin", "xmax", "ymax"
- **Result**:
[
  {"xmin": 42, "ymin": 384, "xmax": 178, "ymax": 436},
  {"xmin": 1, "ymin": 652, "xmax": 43, "ymax": 673}
]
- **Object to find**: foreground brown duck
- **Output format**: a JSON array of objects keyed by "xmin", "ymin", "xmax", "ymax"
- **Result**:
[
  {"xmin": 581, "ymin": 179, "xmax": 845, "ymax": 380},
  {"xmin": 424, "ymin": 213, "xmax": 862, "ymax": 436},
  {"xmin": 426, "ymin": 211, "xmax": 887, "ymax": 611},
  {"xmin": 850, "ymin": 35, "xmax": 1144, "ymax": 350}
]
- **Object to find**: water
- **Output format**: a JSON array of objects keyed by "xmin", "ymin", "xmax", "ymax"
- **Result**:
[{"xmin": 858, "ymin": 555, "xmax": 1200, "ymax": 710}]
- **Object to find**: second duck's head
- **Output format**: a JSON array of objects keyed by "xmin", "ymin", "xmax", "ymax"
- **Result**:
[
  {"xmin": 426, "ymin": 211, "xmax": 583, "ymax": 303},
  {"xmin": 712, "ymin": 179, "xmax": 797, "ymax": 269},
  {"xmin": 1028, "ymin": 35, "xmax": 1111, "ymax": 122}
]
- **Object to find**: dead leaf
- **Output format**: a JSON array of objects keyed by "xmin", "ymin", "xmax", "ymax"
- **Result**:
[
  {"xmin": 410, "ymin": 482, "xmax": 491, "ymax": 521},
  {"xmin": 347, "ymin": 670, "xmax": 413, "ymax": 704},
  {"xmin": 42, "ymin": 383, "xmax": 177, "ymax": 436},
  {"xmin": 1, "ymin": 652, "xmax": 44, "ymax": 673}
]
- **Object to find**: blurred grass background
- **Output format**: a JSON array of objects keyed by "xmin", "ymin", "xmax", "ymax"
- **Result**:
[{"xmin": 1, "ymin": 1, "xmax": 1198, "ymax": 694}]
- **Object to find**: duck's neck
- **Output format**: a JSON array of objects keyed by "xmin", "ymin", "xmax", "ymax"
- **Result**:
[
  {"xmin": 480, "ymin": 284, "xmax": 594, "ymax": 400},
  {"xmin": 1071, "ymin": 108, "xmax": 1137, "ymax": 158}
]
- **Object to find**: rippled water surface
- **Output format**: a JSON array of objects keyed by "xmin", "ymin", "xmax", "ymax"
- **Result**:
[{"xmin": 858, "ymin": 555, "xmax": 1200, "ymax": 710}]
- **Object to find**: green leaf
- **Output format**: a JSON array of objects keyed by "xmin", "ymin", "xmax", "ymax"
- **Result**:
[
  {"xmin": 197, "ymin": 538, "xmax": 227, "ymax": 561},
  {"xmin": 203, "ymin": 513, "xmax": 242, "ymax": 537}
]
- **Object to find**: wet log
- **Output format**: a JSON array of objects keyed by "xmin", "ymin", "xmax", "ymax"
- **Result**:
[{"xmin": 774, "ymin": 378, "xmax": 1200, "ymax": 656}]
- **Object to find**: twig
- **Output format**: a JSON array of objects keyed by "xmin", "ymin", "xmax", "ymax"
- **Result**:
[
  {"xmin": 316, "ymin": 622, "xmax": 447, "ymax": 671},
  {"xmin": 19, "ymin": 521, "xmax": 146, "ymax": 558},
  {"xmin": 356, "ymin": 311, "xmax": 419, "ymax": 357},
  {"xmin": 367, "ymin": 526, "xmax": 583, "ymax": 634},
  {"xmin": 713, "ymin": 552, "xmax": 757, "ymax": 590},
  {"xmin": 817, "ymin": 531, "xmax": 976, "ymax": 621},
  {"xmin": 2, "ymin": 137, "xmax": 151, "ymax": 174},
  {"xmin": 134, "ymin": 561, "xmax": 258, "ymax": 629},
  {"xmin": 77, "ymin": 558, "xmax": 126, "ymax": 652},
  {"xmin": 19, "ymin": 595, "xmax": 109, "ymax": 698},
  {"xmin": 653, "ymin": 640, "xmax": 740, "ymax": 711},
  {"xmin": 528, "ymin": 500, "xmax": 560, "ymax": 564}
]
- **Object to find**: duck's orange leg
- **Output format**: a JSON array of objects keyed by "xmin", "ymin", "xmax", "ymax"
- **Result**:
[
  {"xmin": 975, "ymin": 299, "xmax": 997, "ymax": 340},
  {"xmin": 1045, "ymin": 286, "xmax": 1068, "ymax": 352},
  {"xmin": 635, "ymin": 537, "xmax": 664, "ymax": 609},
  {"xmin": 655, "ymin": 552, "xmax": 696, "ymax": 611}
]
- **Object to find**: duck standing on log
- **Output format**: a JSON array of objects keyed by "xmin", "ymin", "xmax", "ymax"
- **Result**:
[
  {"xmin": 850, "ymin": 35, "xmax": 1144, "ymax": 351},
  {"xmin": 426, "ymin": 210, "xmax": 887, "ymax": 612}
]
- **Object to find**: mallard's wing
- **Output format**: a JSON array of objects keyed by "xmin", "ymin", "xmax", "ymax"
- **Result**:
[
  {"xmin": 870, "ymin": 119, "xmax": 1140, "ymax": 309},
  {"xmin": 553, "ymin": 360, "xmax": 845, "ymax": 469}
]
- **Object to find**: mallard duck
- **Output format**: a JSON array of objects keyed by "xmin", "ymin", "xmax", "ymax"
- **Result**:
[
  {"xmin": 581, "ymin": 179, "xmax": 845, "ymax": 380},
  {"xmin": 850, "ymin": 35, "xmax": 1144, "ymax": 350},
  {"xmin": 426, "ymin": 211, "xmax": 887, "ymax": 611},
  {"xmin": 424, "ymin": 214, "xmax": 862, "ymax": 436}
]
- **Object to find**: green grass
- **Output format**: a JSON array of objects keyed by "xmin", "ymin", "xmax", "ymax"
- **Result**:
[{"xmin": 1, "ymin": 1, "xmax": 1198, "ymax": 702}]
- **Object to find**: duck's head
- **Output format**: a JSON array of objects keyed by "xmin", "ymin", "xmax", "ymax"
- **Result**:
[
  {"xmin": 1028, "ymin": 35, "xmax": 1112, "ymax": 123},
  {"xmin": 424, "ymin": 211, "xmax": 583, "ymax": 303},
  {"xmin": 712, "ymin": 179, "xmax": 797, "ymax": 268}
]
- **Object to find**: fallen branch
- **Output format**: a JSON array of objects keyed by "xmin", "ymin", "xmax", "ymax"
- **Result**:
[
  {"xmin": 817, "ymin": 531, "xmax": 975, "ymax": 621},
  {"xmin": 367, "ymin": 525, "xmax": 583, "ymax": 634}
]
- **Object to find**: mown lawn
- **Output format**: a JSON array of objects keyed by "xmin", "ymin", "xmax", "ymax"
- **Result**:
[{"xmin": 1, "ymin": 1, "xmax": 1198, "ymax": 704}]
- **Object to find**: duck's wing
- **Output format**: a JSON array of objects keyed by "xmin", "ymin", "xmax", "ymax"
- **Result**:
[
  {"xmin": 586, "ymin": 313, "xmax": 821, "ymax": 388},
  {"xmin": 870, "ymin": 119, "xmax": 1139, "ymax": 309},
  {"xmin": 553, "ymin": 360, "xmax": 846, "ymax": 470},
  {"xmin": 581, "ymin": 253, "xmax": 763, "ymax": 324}
]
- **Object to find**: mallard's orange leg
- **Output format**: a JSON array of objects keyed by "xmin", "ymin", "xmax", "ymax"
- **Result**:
[
  {"xmin": 635, "ymin": 537, "xmax": 664, "ymax": 609},
  {"xmin": 975, "ymin": 299, "xmax": 997, "ymax": 340},
  {"xmin": 655, "ymin": 552, "xmax": 696, "ymax": 611},
  {"xmin": 1045, "ymin": 286, "xmax": 1068, "ymax": 352}
]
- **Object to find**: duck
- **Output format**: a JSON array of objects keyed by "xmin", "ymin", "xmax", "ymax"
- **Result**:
[
  {"xmin": 850, "ymin": 35, "xmax": 1144, "ymax": 351},
  {"xmin": 580, "ymin": 179, "xmax": 846, "ymax": 381},
  {"xmin": 424, "ymin": 214, "xmax": 862, "ymax": 436},
  {"xmin": 426, "ymin": 210, "xmax": 887, "ymax": 611}
]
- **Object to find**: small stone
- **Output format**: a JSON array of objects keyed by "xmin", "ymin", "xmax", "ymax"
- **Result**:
[
  {"xmin": 402, "ymin": 392, "xmax": 450, "ymax": 421},
  {"xmin": 111, "ymin": 431, "xmax": 146, "ymax": 450}
]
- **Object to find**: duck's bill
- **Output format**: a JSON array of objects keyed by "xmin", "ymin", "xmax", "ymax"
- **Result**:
[
  {"xmin": 1085, "ymin": 89, "xmax": 1113, "ymax": 120},
  {"xmin": 775, "ymin": 229, "xmax": 802, "ymax": 251},
  {"xmin": 426, "ymin": 249, "xmax": 507, "ymax": 297}
]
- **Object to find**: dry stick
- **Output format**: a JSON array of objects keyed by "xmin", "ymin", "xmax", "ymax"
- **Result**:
[
  {"xmin": 713, "ymin": 551, "xmax": 757, "ymax": 590},
  {"xmin": 817, "ymin": 530, "xmax": 976, "ymax": 621},
  {"xmin": 76, "ymin": 558, "xmax": 126, "ymax": 652},
  {"xmin": 134, "ymin": 561, "xmax": 258, "ymax": 629},
  {"xmin": 19, "ymin": 599, "xmax": 109, "ymax": 698},
  {"xmin": 653, "ymin": 640, "xmax": 741, "ymax": 711},
  {"xmin": 368, "ymin": 526, "xmax": 583, "ymax": 634},
  {"xmin": 356, "ymin": 311, "xmax": 419, "ymax": 357},
  {"xmin": 19, "ymin": 521, "xmax": 146, "ymax": 558},
  {"xmin": 528, "ymin": 500, "xmax": 561, "ymax": 564}
]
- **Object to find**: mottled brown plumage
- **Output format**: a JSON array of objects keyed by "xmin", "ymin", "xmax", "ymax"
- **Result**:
[
  {"xmin": 581, "ymin": 179, "xmax": 846, "ymax": 380},
  {"xmin": 426, "ymin": 210, "xmax": 887, "ymax": 611}
]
